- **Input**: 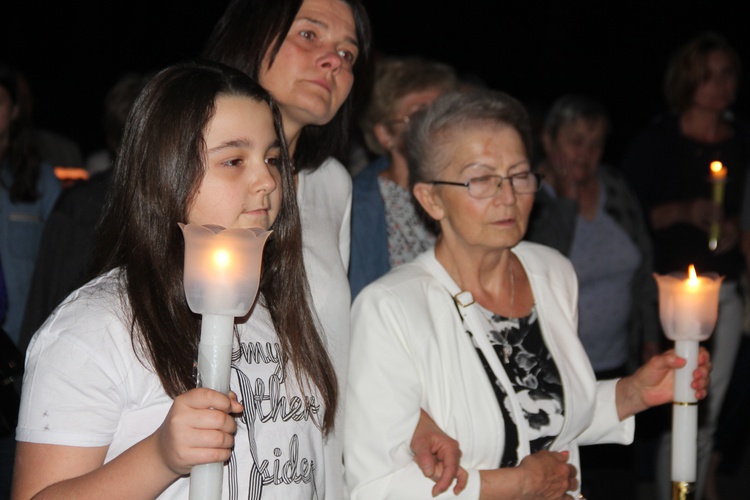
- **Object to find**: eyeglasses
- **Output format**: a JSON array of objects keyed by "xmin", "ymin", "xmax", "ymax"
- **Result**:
[
  {"xmin": 429, "ymin": 172, "xmax": 543, "ymax": 199},
  {"xmin": 386, "ymin": 105, "xmax": 430, "ymax": 127},
  {"xmin": 386, "ymin": 115, "xmax": 413, "ymax": 126},
  {"xmin": 385, "ymin": 116, "xmax": 411, "ymax": 125}
]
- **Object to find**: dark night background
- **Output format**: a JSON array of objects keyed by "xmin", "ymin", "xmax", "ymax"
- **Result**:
[{"xmin": 2, "ymin": 0, "xmax": 750, "ymax": 166}]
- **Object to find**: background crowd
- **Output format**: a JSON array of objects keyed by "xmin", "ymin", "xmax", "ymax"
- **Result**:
[{"xmin": 2, "ymin": 1, "xmax": 750, "ymax": 499}]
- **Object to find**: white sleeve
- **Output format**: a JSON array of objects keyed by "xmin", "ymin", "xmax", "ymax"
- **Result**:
[
  {"xmin": 339, "ymin": 178, "xmax": 352, "ymax": 274},
  {"xmin": 576, "ymin": 379, "xmax": 635, "ymax": 446},
  {"xmin": 344, "ymin": 286, "xmax": 482, "ymax": 500},
  {"xmin": 17, "ymin": 319, "xmax": 125, "ymax": 447}
]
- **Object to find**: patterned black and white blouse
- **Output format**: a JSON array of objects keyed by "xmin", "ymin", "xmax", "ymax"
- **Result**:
[{"xmin": 469, "ymin": 305, "xmax": 565, "ymax": 467}]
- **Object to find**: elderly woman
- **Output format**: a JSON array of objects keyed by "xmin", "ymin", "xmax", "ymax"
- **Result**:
[
  {"xmin": 350, "ymin": 56, "xmax": 457, "ymax": 298},
  {"xmin": 345, "ymin": 90, "xmax": 710, "ymax": 499}
]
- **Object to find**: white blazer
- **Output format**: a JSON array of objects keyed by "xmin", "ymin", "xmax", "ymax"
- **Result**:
[{"xmin": 345, "ymin": 242, "xmax": 634, "ymax": 499}]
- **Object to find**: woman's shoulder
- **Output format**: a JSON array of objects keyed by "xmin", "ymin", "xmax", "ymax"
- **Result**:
[
  {"xmin": 514, "ymin": 241, "xmax": 575, "ymax": 279},
  {"xmin": 297, "ymin": 157, "xmax": 352, "ymax": 209},
  {"xmin": 300, "ymin": 157, "xmax": 351, "ymax": 187},
  {"xmin": 354, "ymin": 251, "xmax": 446, "ymax": 305},
  {"xmin": 353, "ymin": 156, "xmax": 388, "ymax": 188}
]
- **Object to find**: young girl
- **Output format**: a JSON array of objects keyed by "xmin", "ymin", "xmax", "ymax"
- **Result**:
[{"xmin": 12, "ymin": 61, "xmax": 336, "ymax": 499}]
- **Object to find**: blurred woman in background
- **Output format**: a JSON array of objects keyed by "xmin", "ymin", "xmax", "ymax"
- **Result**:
[
  {"xmin": 622, "ymin": 32, "xmax": 750, "ymax": 500},
  {"xmin": 350, "ymin": 56, "xmax": 456, "ymax": 298}
]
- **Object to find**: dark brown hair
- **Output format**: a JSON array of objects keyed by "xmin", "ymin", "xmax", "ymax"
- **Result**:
[
  {"xmin": 202, "ymin": 0, "xmax": 372, "ymax": 172},
  {"xmin": 664, "ymin": 32, "xmax": 741, "ymax": 113},
  {"xmin": 91, "ymin": 60, "xmax": 337, "ymax": 432}
]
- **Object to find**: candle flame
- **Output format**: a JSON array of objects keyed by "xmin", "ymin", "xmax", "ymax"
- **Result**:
[
  {"xmin": 710, "ymin": 161, "xmax": 724, "ymax": 174},
  {"xmin": 687, "ymin": 264, "xmax": 698, "ymax": 286},
  {"xmin": 213, "ymin": 249, "xmax": 231, "ymax": 269}
]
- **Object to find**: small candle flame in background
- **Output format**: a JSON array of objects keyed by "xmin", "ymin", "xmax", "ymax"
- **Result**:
[{"xmin": 710, "ymin": 161, "xmax": 726, "ymax": 177}]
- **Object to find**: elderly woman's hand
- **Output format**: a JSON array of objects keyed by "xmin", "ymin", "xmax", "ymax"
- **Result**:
[
  {"xmin": 478, "ymin": 451, "xmax": 577, "ymax": 500},
  {"xmin": 615, "ymin": 347, "xmax": 711, "ymax": 420},
  {"xmin": 411, "ymin": 409, "xmax": 468, "ymax": 496},
  {"xmin": 516, "ymin": 451, "xmax": 578, "ymax": 499}
]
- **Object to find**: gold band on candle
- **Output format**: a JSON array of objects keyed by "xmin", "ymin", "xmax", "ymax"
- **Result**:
[
  {"xmin": 672, "ymin": 480, "xmax": 695, "ymax": 500},
  {"xmin": 673, "ymin": 401, "xmax": 699, "ymax": 407}
]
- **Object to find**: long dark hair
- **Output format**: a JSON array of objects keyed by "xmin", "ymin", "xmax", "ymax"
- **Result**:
[
  {"xmin": 202, "ymin": 0, "xmax": 372, "ymax": 172},
  {"xmin": 91, "ymin": 60, "xmax": 338, "ymax": 432},
  {"xmin": 0, "ymin": 65, "xmax": 41, "ymax": 202}
]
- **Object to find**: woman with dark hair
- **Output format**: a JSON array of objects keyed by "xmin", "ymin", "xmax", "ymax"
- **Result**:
[
  {"xmin": 0, "ymin": 64, "xmax": 61, "ymax": 346},
  {"xmin": 622, "ymin": 32, "xmax": 750, "ymax": 500},
  {"xmin": 203, "ymin": 3, "xmax": 466, "ymax": 497},
  {"xmin": 203, "ymin": 0, "xmax": 371, "ymax": 171},
  {"xmin": 13, "ymin": 61, "xmax": 336, "ymax": 498}
]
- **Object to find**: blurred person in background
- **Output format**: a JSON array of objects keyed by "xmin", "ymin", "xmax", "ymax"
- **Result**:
[
  {"xmin": 350, "ymin": 56, "xmax": 457, "ymax": 298},
  {"xmin": 622, "ymin": 32, "xmax": 750, "ymax": 500},
  {"xmin": 526, "ymin": 95, "xmax": 658, "ymax": 499},
  {"xmin": 0, "ymin": 62, "xmax": 61, "ymax": 500},
  {"xmin": 18, "ymin": 73, "xmax": 148, "ymax": 351}
]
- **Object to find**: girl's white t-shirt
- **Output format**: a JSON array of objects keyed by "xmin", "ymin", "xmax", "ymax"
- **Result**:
[{"xmin": 17, "ymin": 269, "xmax": 327, "ymax": 499}]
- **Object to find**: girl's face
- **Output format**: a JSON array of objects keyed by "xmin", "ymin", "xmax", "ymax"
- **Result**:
[
  {"xmin": 259, "ymin": 0, "xmax": 358, "ymax": 135},
  {"xmin": 188, "ymin": 95, "xmax": 282, "ymax": 230}
]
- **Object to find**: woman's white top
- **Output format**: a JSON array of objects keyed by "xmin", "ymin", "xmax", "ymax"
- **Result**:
[{"xmin": 345, "ymin": 242, "xmax": 634, "ymax": 499}]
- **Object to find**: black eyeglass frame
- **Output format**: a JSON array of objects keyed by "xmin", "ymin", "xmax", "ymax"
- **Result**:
[{"xmin": 428, "ymin": 172, "xmax": 544, "ymax": 198}]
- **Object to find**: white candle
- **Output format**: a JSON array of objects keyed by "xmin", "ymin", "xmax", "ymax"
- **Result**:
[
  {"xmin": 180, "ymin": 224, "xmax": 271, "ymax": 500},
  {"xmin": 654, "ymin": 265, "xmax": 722, "ymax": 497},
  {"xmin": 708, "ymin": 161, "xmax": 726, "ymax": 251}
]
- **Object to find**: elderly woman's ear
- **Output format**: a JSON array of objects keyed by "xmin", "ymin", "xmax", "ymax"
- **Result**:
[{"xmin": 413, "ymin": 183, "xmax": 444, "ymax": 221}]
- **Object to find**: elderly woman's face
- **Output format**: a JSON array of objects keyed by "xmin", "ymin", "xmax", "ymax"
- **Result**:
[
  {"xmin": 692, "ymin": 50, "xmax": 737, "ymax": 112},
  {"xmin": 418, "ymin": 123, "xmax": 534, "ymax": 252},
  {"xmin": 543, "ymin": 117, "xmax": 606, "ymax": 184}
]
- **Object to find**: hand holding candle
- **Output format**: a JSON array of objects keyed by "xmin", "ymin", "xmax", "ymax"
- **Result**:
[
  {"xmin": 180, "ymin": 223, "xmax": 271, "ymax": 500},
  {"xmin": 708, "ymin": 161, "xmax": 726, "ymax": 251},
  {"xmin": 654, "ymin": 265, "xmax": 722, "ymax": 500}
]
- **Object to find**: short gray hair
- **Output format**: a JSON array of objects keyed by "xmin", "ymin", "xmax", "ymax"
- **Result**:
[
  {"xmin": 543, "ymin": 95, "xmax": 609, "ymax": 139},
  {"xmin": 406, "ymin": 90, "xmax": 532, "ymax": 189}
]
